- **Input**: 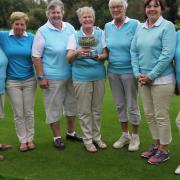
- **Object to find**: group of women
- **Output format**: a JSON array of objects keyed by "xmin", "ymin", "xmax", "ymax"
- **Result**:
[{"xmin": 0, "ymin": 0, "xmax": 180, "ymax": 175}]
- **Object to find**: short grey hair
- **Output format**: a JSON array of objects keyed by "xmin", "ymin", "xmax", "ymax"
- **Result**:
[
  {"xmin": 76, "ymin": 6, "xmax": 95, "ymax": 24},
  {"xmin": 46, "ymin": 0, "xmax": 64, "ymax": 16},
  {"xmin": 108, "ymin": 0, "xmax": 128, "ymax": 9}
]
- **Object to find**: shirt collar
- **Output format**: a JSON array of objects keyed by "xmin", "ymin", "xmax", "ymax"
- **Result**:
[
  {"xmin": 46, "ymin": 20, "xmax": 66, "ymax": 31},
  {"xmin": 80, "ymin": 26, "xmax": 95, "ymax": 36},
  {"xmin": 111, "ymin": 17, "xmax": 129, "ymax": 24},
  {"xmin": 9, "ymin": 29, "xmax": 28, "ymax": 36},
  {"xmin": 142, "ymin": 16, "xmax": 163, "ymax": 29},
  {"xmin": 111, "ymin": 17, "xmax": 129, "ymax": 29}
]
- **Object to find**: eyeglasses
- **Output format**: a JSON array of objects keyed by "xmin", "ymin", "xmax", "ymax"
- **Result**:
[{"xmin": 110, "ymin": 5, "xmax": 124, "ymax": 10}]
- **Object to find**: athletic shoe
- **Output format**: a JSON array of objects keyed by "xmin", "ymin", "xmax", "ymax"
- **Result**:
[
  {"xmin": 113, "ymin": 135, "xmax": 130, "ymax": 149},
  {"xmin": 54, "ymin": 138, "xmax": 65, "ymax": 150},
  {"xmin": 128, "ymin": 135, "xmax": 140, "ymax": 151},
  {"xmin": 148, "ymin": 150, "xmax": 170, "ymax": 164},
  {"xmin": 175, "ymin": 165, "xmax": 180, "ymax": 175},
  {"xmin": 66, "ymin": 133, "xmax": 83, "ymax": 142},
  {"xmin": 141, "ymin": 145, "xmax": 158, "ymax": 159}
]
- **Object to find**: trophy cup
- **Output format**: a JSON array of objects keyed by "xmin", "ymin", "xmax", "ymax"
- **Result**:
[{"xmin": 79, "ymin": 36, "xmax": 98, "ymax": 59}]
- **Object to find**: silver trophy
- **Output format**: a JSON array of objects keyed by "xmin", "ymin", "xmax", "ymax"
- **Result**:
[{"xmin": 79, "ymin": 36, "xmax": 98, "ymax": 58}]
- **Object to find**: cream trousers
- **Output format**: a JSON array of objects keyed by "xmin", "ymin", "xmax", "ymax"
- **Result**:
[
  {"xmin": 6, "ymin": 77, "xmax": 36, "ymax": 143},
  {"xmin": 140, "ymin": 84, "xmax": 174, "ymax": 145}
]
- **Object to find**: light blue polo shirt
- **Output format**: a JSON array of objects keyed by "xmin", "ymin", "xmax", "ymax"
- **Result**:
[
  {"xmin": 0, "ymin": 48, "xmax": 8, "ymax": 94},
  {"xmin": 0, "ymin": 30, "xmax": 34, "ymax": 80}
]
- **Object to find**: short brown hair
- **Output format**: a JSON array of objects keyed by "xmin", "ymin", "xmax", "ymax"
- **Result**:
[
  {"xmin": 143, "ymin": 0, "xmax": 165, "ymax": 19},
  {"xmin": 144, "ymin": 0, "xmax": 165, "ymax": 11}
]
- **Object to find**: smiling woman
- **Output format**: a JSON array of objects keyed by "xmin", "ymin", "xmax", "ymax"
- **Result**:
[
  {"xmin": 9, "ymin": 12, "xmax": 29, "ymax": 36},
  {"xmin": 0, "ymin": 11, "xmax": 36, "ymax": 152},
  {"xmin": 66, "ymin": 6, "xmax": 108, "ymax": 153},
  {"xmin": 32, "ymin": 0, "xmax": 82, "ymax": 150},
  {"xmin": 131, "ymin": 0, "xmax": 176, "ymax": 165}
]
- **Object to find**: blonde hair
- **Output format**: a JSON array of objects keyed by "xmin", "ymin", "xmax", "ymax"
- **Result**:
[
  {"xmin": 10, "ymin": 11, "xmax": 29, "ymax": 25},
  {"xmin": 108, "ymin": 0, "xmax": 128, "ymax": 9},
  {"xmin": 76, "ymin": 6, "xmax": 95, "ymax": 23}
]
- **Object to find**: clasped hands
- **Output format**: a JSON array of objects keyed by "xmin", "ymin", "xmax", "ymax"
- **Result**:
[{"xmin": 138, "ymin": 74, "xmax": 152, "ymax": 86}]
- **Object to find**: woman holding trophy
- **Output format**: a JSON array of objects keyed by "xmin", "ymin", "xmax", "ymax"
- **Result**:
[{"xmin": 67, "ymin": 6, "xmax": 108, "ymax": 153}]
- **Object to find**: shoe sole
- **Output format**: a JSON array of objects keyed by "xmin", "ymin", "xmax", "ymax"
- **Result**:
[
  {"xmin": 54, "ymin": 145, "xmax": 65, "ymax": 150},
  {"xmin": 113, "ymin": 142, "xmax": 130, "ymax": 149},
  {"xmin": 141, "ymin": 155, "xmax": 150, "ymax": 159},
  {"xmin": 128, "ymin": 148, "xmax": 139, "ymax": 152},
  {"xmin": 148, "ymin": 157, "xmax": 170, "ymax": 165}
]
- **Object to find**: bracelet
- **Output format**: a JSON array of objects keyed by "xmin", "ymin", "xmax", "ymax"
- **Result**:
[{"xmin": 37, "ymin": 74, "xmax": 45, "ymax": 81}]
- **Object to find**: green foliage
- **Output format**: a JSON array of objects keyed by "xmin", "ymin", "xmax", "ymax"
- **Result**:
[
  {"xmin": 0, "ymin": 0, "xmax": 179, "ymax": 30},
  {"xmin": 175, "ymin": 22, "xmax": 180, "ymax": 30}
]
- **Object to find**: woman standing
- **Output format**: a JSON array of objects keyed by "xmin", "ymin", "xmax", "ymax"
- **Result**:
[
  {"xmin": 174, "ymin": 28, "xmax": 180, "ymax": 174},
  {"xmin": 105, "ymin": 0, "xmax": 141, "ymax": 151},
  {"xmin": 0, "ymin": 12, "xmax": 36, "ymax": 152},
  {"xmin": 131, "ymin": 0, "xmax": 176, "ymax": 164},
  {"xmin": 67, "ymin": 6, "xmax": 107, "ymax": 152},
  {"xmin": 32, "ymin": 0, "xmax": 82, "ymax": 150}
]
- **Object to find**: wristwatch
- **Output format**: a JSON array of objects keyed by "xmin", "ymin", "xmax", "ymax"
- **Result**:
[{"xmin": 37, "ymin": 74, "xmax": 45, "ymax": 81}]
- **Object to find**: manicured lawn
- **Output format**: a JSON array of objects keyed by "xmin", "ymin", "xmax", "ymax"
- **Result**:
[{"xmin": 0, "ymin": 82, "xmax": 179, "ymax": 180}]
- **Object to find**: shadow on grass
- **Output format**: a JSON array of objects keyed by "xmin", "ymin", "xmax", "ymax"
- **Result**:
[{"xmin": 0, "ymin": 175, "xmax": 27, "ymax": 180}]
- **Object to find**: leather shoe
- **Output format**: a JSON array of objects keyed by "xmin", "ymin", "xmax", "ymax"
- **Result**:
[
  {"xmin": 0, "ymin": 144, "xmax": 12, "ymax": 151},
  {"xmin": 20, "ymin": 143, "xmax": 28, "ymax": 152},
  {"xmin": 66, "ymin": 133, "xmax": 83, "ymax": 142},
  {"xmin": 54, "ymin": 138, "xmax": 65, "ymax": 150},
  {"xmin": 0, "ymin": 155, "xmax": 5, "ymax": 161},
  {"xmin": 27, "ymin": 142, "xmax": 35, "ymax": 150}
]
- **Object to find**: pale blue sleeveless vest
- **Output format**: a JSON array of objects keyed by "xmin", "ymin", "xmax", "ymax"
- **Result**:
[
  {"xmin": 72, "ymin": 27, "xmax": 106, "ymax": 81},
  {"xmin": 39, "ymin": 22, "xmax": 75, "ymax": 80}
]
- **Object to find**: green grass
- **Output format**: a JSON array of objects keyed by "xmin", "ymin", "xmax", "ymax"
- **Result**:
[{"xmin": 0, "ymin": 82, "xmax": 180, "ymax": 180}]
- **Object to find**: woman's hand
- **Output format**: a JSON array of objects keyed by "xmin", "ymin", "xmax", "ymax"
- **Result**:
[
  {"xmin": 38, "ymin": 79, "xmax": 49, "ymax": 89},
  {"xmin": 77, "ymin": 47, "xmax": 91, "ymax": 57},
  {"xmin": 138, "ymin": 74, "xmax": 152, "ymax": 86}
]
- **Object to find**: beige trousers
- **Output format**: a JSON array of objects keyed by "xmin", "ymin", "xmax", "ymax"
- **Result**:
[
  {"xmin": 140, "ymin": 84, "xmax": 174, "ymax": 145},
  {"xmin": 73, "ymin": 80, "xmax": 105, "ymax": 145},
  {"xmin": 176, "ymin": 111, "xmax": 180, "ymax": 134},
  {"xmin": 6, "ymin": 77, "xmax": 36, "ymax": 143},
  {"xmin": 0, "ymin": 95, "xmax": 4, "ymax": 118}
]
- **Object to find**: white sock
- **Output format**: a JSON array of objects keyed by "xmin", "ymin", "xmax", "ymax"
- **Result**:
[
  {"xmin": 122, "ymin": 132, "xmax": 129, "ymax": 138},
  {"xmin": 67, "ymin": 131, "xmax": 75, "ymax": 136},
  {"xmin": 53, "ymin": 136, "xmax": 61, "ymax": 142}
]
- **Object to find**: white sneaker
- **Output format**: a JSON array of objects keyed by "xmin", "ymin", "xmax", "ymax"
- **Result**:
[
  {"xmin": 175, "ymin": 165, "xmax": 180, "ymax": 175},
  {"xmin": 128, "ymin": 135, "xmax": 140, "ymax": 151},
  {"xmin": 113, "ymin": 135, "xmax": 130, "ymax": 149}
]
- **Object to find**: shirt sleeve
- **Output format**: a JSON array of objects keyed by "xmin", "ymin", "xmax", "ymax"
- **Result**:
[
  {"xmin": 67, "ymin": 34, "xmax": 77, "ymax": 51},
  {"xmin": 130, "ymin": 29, "xmax": 140, "ymax": 78},
  {"xmin": 148, "ymin": 22, "xmax": 176, "ymax": 80},
  {"xmin": 32, "ymin": 31, "xmax": 45, "ymax": 58},
  {"xmin": 175, "ymin": 31, "xmax": 180, "ymax": 86},
  {"xmin": 101, "ymin": 31, "xmax": 106, "ymax": 48}
]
